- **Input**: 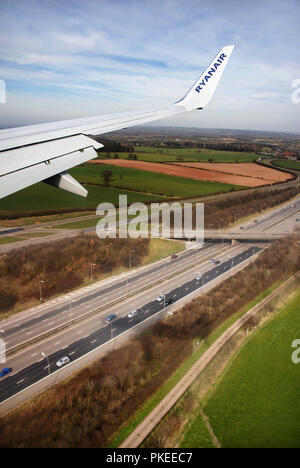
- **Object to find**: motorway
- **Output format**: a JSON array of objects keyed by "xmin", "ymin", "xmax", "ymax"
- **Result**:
[
  {"xmin": 1, "ymin": 242, "xmax": 230, "ymax": 353},
  {"xmin": 0, "ymin": 195, "xmax": 299, "ymax": 407},
  {"xmin": 0, "ymin": 245, "xmax": 261, "ymax": 404}
]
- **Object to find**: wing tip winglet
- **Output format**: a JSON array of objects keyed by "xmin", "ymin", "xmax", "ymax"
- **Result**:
[{"xmin": 176, "ymin": 45, "xmax": 235, "ymax": 111}]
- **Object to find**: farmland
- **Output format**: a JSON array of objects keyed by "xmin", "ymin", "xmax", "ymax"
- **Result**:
[
  {"xmin": 92, "ymin": 159, "xmax": 288, "ymax": 187},
  {"xmin": 0, "ymin": 181, "xmax": 164, "ymax": 215},
  {"xmin": 202, "ymin": 289, "xmax": 300, "ymax": 448},
  {"xmin": 273, "ymin": 160, "xmax": 300, "ymax": 171},
  {"xmin": 171, "ymin": 162, "xmax": 293, "ymax": 184},
  {"xmin": 101, "ymin": 146, "xmax": 257, "ymax": 163},
  {"xmin": 70, "ymin": 164, "xmax": 243, "ymax": 197}
]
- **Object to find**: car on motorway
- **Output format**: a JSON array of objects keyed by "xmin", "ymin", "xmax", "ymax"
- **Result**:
[
  {"xmin": 171, "ymin": 254, "xmax": 178, "ymax": 259},
  {"xmin": 196, "ymin": 274, "xmax": 202, "ymax": 281},
  {"xmin": 105, "ymin": 313, "xmax": 117, "ymax": 323},
  {"xmin": 0, "ymin": 367, "xmax": 12, "ymax": 377},
  {"xmin": 127, "ymin": 309, "xmax": 138, "ymax": 318},
  {"xmin": 156, "ymin": 294, "xmax": 165, "ymax": 302},
  {"xmin": 165, "ymin": 298, "xmax": 173, "ymax": 306},
  {"xmin": 56, "ymin": 356, "xmax": 71, "ymax": 368}
]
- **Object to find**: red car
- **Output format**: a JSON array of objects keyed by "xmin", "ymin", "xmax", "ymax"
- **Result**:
[{"xmin": 171, "ymin": 254, "xmax": 178, "ymax": 259}]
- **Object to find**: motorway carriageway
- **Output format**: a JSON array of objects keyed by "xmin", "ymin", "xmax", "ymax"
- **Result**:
[
  {"xmin": 0, "ymin": 246, "xmax": 261, "ymax": 404},
  {"xmin": 232, "ymin": 198, "xmax": 300, "ymax": 233},
  {"xmin": 1, "ymin": 242, "xmax": 230, "ymax": 352}
]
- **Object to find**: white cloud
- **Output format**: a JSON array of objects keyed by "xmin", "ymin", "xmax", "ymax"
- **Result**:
[{"xmin": 0, "ymin": 0, "xmax": 299, "ymax": 132}]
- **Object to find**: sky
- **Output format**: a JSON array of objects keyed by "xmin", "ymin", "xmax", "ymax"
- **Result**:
[{"xmin": 0, "ymin": 0, "xmax": 299, "ymax": 133}]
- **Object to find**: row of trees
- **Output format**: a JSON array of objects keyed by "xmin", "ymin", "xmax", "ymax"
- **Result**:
[
  {"xmin": 1, "ymin": 238, "xmax": 299, "ymax": 447},
  {"xmin": 204, "ymin": 185, "xmax": 300, "ymax": 229},
  {"xmin": 0, "ymin": 236, "xmax": 149, "ymax": 316}
]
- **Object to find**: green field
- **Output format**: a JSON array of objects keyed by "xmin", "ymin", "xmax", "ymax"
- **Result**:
[
  {"xmin": 201, "ymin": 289, "xmax": 300, "ymax": 448},
  {"xmin": 53, "ymin": 218, "xmax": 99, "ymax": 230},
  {"xmin": 100, "ymin": 146, "xmax": 257, "ymax": 163},
  {"xmin": 180, "ymin": 412, "xmax": 215, "ymax": 448},
  {"xmin": 0, "ymin": 182, "xmax": 164, "ymax": 214},
  {"xmin": 0, "ymin": 236, "xmax": 23, "ymax": 245},
  {"xmin": 273, "ymin": 160, "xmax": 300, "ymax": 171},
  {"xmin": 70, "ymin": 164, "xmax": 245, "ymax": 198}
]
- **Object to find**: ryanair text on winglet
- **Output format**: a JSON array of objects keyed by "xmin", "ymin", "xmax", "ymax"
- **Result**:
[{"xmin": 195, "ymin": 53, "xmax": 227, "ymax": 93}]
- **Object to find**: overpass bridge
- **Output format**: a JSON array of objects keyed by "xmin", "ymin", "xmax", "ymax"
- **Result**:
[{"xmin": 202, "ymin": 230, "xmax": 300, "ymax": 242}]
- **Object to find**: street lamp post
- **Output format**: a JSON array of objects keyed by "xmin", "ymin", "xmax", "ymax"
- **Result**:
[
  {"xmin": 69, "ymin": 300, "xmax": 75, "ymax": 317},
  {"xmin": 90, "ymin": 263, "xmax": 96, "ymax": 283},
  {"xmin": 41, "ymin": 351, "xmax": 50, "ymax": 376},
  {"xmin": 164, "ymin": 259, "xmax": 168, "ymax": 279},
  {"xmin": 129, "ymin": 249, "xmax": 135, "ymax": 268},
  {"xmin": 39, "ymin": 280, "xmax": 45, "ymax": 303}
]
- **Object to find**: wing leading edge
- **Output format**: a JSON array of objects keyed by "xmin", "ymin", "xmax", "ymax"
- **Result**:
[{"xmin": 0, "ymin": 45, "xmax": 234, "ymax": 200}]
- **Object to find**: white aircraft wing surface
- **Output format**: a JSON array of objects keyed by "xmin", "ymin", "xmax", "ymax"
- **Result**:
[{"xmin": 0, "ymin": 45, "xmax": 234, "ymax": 199}]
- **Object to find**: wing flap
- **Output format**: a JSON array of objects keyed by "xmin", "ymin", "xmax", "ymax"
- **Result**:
[{"xmin": 0, "ymin": 136, "xmax": 102, "ymax": 199}]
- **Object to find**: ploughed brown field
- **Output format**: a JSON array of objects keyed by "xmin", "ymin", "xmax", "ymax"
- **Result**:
[{"xmin": 91, "ymin": 160, "xmax": 293, "ymax": 187}]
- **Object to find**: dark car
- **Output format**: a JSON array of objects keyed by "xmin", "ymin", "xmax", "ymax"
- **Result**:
[
  {"xmin": 0, "ymin": 367, "xmax": 12, "ymax": 378},
  {"xmin": 165, "ymin": 298, "xmax": 173, "ymax": 306},
  {"xmin": 171, "ymin": 254, "xmax": 178, "ymax": 259}
]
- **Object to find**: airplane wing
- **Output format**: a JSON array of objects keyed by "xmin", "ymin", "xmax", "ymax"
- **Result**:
[{"xmin": 0, "ymin": 45, "xmax": 234, "ymax": 199}]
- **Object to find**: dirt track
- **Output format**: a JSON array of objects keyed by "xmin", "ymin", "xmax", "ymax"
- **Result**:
[{"xmin": 92, "ymin": 159, "xmax": 292, "ymax": 187}]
